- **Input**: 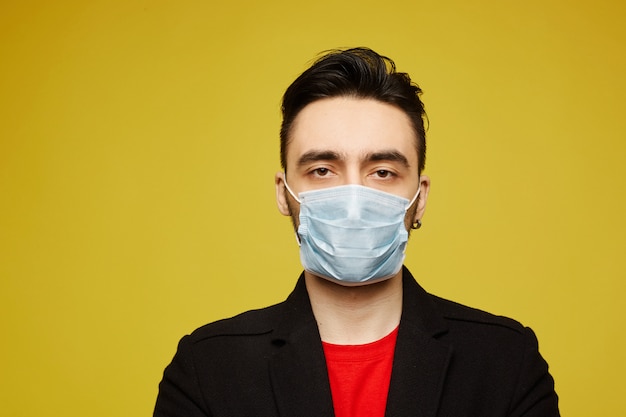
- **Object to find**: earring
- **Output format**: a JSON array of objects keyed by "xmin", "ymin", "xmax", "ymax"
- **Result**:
[{"xmin": 411, "ymin": 219, "xmax": 422, "ymax": 230}]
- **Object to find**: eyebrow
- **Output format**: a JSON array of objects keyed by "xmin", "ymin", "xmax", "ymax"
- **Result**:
[
  {"xmin": 364, "ymin": 150, "xmax": 411, "ymax": 168},
  {"xmin": 296, "ymin": 149, "xmax": 411, "ymax": 168},
  {"xmin": 296, "ymin": 150, "xmax": 342, "ymax": 167}
]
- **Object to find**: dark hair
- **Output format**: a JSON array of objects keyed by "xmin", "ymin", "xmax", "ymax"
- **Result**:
[{"xmin": 280, "ymin": 47, "xmax": 427, "ymax": 174}]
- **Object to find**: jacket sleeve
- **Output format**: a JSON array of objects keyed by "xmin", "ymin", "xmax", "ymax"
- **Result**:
[
  {"xmin": 508, "ymin": 327, "xmax": 560, "ymax": 416},
  {"xmin": 154, "ymin": 335, "xmax": 211, "ymax": 417}
]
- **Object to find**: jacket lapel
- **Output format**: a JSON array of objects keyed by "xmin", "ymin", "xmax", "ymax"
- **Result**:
[
  {"xmin": 268, "ymin": 275, "xmax": 335, "ymax": 417},
  {"xmin": 385, "ymin": 268, "xmax": 452, "ymax": 417}
]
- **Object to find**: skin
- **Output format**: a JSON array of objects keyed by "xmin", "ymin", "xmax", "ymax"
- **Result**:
[{"xmin": 275, "ymin": 97, "xmax": 431, "ymax": 344}]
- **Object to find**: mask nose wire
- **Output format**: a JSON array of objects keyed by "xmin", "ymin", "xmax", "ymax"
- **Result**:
[{"xmin": 285, "ymin": 173, "xmax": 420, "ymax": 209}]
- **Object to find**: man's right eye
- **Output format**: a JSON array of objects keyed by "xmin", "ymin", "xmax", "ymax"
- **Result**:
[{"xmin": 313, "ymin": 168, "xmax": 329, "ymax": 176}]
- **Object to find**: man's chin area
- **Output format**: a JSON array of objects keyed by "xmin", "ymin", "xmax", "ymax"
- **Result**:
[{"xmin": 304, "ymin": 269, "xmax": 400, "ymax": 289}]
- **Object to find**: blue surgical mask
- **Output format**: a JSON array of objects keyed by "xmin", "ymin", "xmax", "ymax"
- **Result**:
[{"xmin": 284, "ymin": 181, "xmax": 420, "ymax": 285}]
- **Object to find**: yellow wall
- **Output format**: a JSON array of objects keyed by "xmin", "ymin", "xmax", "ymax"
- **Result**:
[{"xmin": 1, "ymin": 1, "xmax": 624, "ymax": 415}]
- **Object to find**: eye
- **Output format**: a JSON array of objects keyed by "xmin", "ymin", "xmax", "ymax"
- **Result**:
[
  {"xmin": 312, "ymin": 167, "xmax": 330, "ymax": 176},
  {"xmin": 374, "ymin": 170, "xmax": 393, "ymax": 178}
]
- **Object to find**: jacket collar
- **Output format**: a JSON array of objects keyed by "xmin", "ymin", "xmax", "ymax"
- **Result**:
[
  {"xmin": 269, "ymin": 274, "xmax": 335, "ymax": 417},
  {"xmin": 269, "ymin": 268, "xmax": 452, "ymax": 417},
  {"xmin": 385, "ymin": 267, "xmax": 452, "ymax": 417}
]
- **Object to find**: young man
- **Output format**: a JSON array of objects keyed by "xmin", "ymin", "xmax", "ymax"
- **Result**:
[{"xmin": 154, "ymin": 48, "xmax": 560, "ymax": 417}]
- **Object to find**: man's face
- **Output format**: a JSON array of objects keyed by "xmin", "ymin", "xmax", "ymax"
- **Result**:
[{"xmin": 275, "ymin": 96, "xmax": 430, "ymax": 231}]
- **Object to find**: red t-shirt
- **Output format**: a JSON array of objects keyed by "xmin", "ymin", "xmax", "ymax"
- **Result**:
[{"xmin": 322, "ymin": 326, "xmax": 399, "ymax": 417}]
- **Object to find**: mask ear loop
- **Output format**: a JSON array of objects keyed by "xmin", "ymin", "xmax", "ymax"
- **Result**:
[
  {"xmin": 283, "ymin": 175, "xmax": 302, "ymax": 204},
  {"xmin": 406, "ymin": 185, "xmax": 421, "ymax": 210},
  {"xmin": 408, "ymin": 184, "xmax": 422, "ymax": 230},
  {"xmin": 283, "ymin": 174, "xmax": 303, "ymax": 246}
]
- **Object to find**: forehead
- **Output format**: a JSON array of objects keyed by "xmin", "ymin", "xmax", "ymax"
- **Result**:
[{"xmin": 286, "ymin": 97, "xmax": 419, "ymax": 168}]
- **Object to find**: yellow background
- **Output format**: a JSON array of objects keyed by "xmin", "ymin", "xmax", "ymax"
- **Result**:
[{"xmin": 1, "ymin": 1, "xmax": 624, "ymax": 415}]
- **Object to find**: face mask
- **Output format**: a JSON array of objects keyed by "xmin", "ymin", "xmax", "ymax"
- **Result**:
[{"xmin": 284, "ymin": 181, "xmax": 420, "ymax": 285}]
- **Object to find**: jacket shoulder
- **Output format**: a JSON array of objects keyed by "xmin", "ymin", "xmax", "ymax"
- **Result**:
[
  {"xmin": 187, "ymin": 301, "xmax": 286, "ymax": 343},
  {"xmin": 430, "ymin": 294, "xmax": 526, "ymax": 334}
]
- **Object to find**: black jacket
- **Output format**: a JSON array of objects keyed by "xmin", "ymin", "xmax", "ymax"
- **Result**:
[{"xmin": 154, "ymin": 267, "xmax": 559, "ymax": 416}]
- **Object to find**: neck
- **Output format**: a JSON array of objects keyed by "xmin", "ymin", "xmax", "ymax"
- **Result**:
[{"xmin": 305, "ymin": 270, "xmax": 403, "ymax": 345}]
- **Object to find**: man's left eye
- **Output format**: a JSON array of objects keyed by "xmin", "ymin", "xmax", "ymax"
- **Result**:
[
  {"xmin": 376, "ymin": 170, "xmax": 392, "ymax": 178},
  {"xmin": 313, "ymin": 168, "xmax": 329, "ymax": 176}
]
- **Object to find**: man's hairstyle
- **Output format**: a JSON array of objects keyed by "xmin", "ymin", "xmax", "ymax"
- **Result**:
[{"xmin": 280, "ymin": 47, "xmax": 427, "ymax": 174}]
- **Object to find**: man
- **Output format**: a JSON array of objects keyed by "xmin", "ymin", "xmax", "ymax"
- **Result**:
[{"xmin": 154, "ymin": 48, "xmax": 559, "ymax": 417}]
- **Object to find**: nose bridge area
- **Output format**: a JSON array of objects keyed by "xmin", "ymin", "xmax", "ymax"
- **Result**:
[{"xmin": 343, "ymin": 162, "xmax": 364, "ymax": 186}]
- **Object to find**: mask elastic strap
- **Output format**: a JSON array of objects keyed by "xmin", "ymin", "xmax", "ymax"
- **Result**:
[
  {"xmin": 283, "ymin": 175, "xmax": 301, "ymax": 204},
  {"xmin": 406, "ymin": 185, "xmax": 421, "ymax": 210},
  {"xmin": 283, "ymin": 174, "xmax": 303, "ymax": 246}
]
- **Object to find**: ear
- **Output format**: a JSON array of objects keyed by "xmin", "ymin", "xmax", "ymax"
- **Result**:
[
  {"xmin": 413, "ymin": 175, "xmax": 431, "ymax": 223},
  {"xmin": 275, "ymin": 172, "xmax": 291, "ymax": 216}
]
